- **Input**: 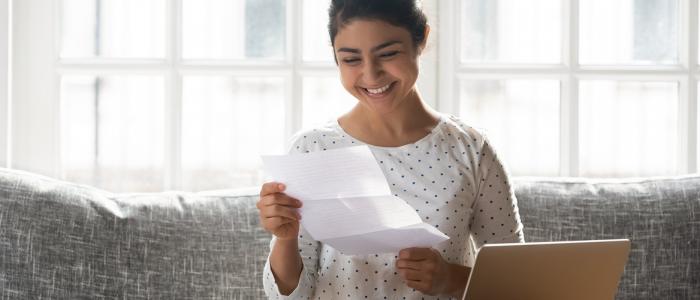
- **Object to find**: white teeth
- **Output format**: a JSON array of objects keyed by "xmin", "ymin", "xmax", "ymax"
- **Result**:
[{"xmin": 366, "ymin": 83, "xmax": 392, "ymax": 94}]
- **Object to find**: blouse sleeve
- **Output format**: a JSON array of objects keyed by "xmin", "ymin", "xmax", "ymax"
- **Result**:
[
  {"xmin": 262, "ymin": 132, "xmax": 322, "ymax": 299},
  {"xmin": 468, "ymin": 136, "xmax": 525, "ymax": 249},
  {"xmin": 262, "ymin": 226, "xmax": 321, "ymax": 299}
]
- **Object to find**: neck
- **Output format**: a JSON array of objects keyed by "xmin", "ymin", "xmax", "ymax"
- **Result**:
[{"xmin": 346, "ymin": 88, "xmax": 439, "ymax": 137}]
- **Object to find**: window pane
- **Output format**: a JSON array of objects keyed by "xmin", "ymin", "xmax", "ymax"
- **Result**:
[
  {"xmin": 458, "ymin": 79, "xmax": 560, "ymax": 176},
  {"xmin": 182, "ymin": 0, "xmax": 286, "ymax": 60},
  {"xmin": 579, "ymin": 0, "xmax": 679, "ymax": 65},
  {"xmin": 461, "ymin": 0, "xmax": 562, "ymax": 64},
  {"xmin": 61, "ymin": 0, "xmax": 165, "ymax": 58},
  {"xmin": 302, "ymin": 0, "xmax": 333, "ymax": 62},
  {"xmin": 579, "ymin": 81, "xmax": 678, "ymax": 177},
  {"xmin": 182, "ymin": 76, "xmax": 286, "ymax": 191},
  {"xmin": 302, "ymin": 76, "xmax": 355, "ymax": 128},
  {"xmin": 61, "ymin": 75, "xmax": 165, "ymax": 192}
]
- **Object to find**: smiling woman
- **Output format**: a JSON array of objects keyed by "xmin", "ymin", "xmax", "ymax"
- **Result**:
[{"xmin": 258, "ymin": 0, "xmax": 525, "ymax": 299}]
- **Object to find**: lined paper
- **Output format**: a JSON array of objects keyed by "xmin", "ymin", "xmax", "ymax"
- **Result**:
[{"xmin": 262, "ymin": 146, "xmax": 449, "ymax": 255}]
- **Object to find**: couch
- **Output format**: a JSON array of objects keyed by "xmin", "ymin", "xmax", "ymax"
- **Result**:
[{"xmin": 0, "ymin": 167, "xmax": 698, "ymax": 299}]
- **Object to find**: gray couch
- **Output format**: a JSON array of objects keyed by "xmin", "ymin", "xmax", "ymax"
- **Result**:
[{"xmin": 0, "ymin": 167, "xmax": 698, "ymax": 299}]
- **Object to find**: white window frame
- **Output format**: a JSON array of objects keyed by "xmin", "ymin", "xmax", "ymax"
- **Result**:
[
  {"xmin": 9, "ymin": 0, "xmax": 439, "ymax": 189},
  {"xmin": 0, "ymin": 0, "xmax": 10, "ymax": 168},
  {"xmin": 11, "ymin": 0, "xmax": 59, "ymax": 176},
  {"xmin": 436, "ymin": 0, "xmax": 699, "ymax": 176},
  {"xmin": 12, "ymin": 0, "xmax": 694, "ymax": 186}
]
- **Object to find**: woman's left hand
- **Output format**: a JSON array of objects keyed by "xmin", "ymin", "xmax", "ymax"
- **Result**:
[{"xmin": 395, "ymin": 247, "xmax": 470, "ymax": 297}]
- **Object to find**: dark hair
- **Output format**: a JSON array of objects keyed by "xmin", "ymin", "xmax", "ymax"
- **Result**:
[{"xmin": 328, "ymin": 0, "xmax": 428, "ymax": 49}]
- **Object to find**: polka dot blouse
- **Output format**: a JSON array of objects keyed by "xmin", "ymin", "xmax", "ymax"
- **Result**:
[{"xmin": 263, "ymin": 113, "xmax": 525, "ymax": 300}]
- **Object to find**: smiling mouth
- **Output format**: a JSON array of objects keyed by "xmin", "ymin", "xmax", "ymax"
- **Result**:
[{"xmin": 361, "ymin": 82, "xmax": 395, "ymax": 97}]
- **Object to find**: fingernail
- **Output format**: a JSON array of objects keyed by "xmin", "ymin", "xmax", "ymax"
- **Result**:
[{"xmin": 278, "ymin": 183, "xmax": 285, "ymax": 190}]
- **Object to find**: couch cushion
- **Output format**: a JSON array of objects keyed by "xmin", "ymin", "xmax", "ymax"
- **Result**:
[
  {"xmin": 3, "ymin": 167, "xmax": 699, "ymax": 299},
  {"xmin": 514, "ymin": 176, "xmax": 700, "ymax": 300},
  {"xmin": 0, "ymin": 168, "xmax": 269, "ymax": 299}
]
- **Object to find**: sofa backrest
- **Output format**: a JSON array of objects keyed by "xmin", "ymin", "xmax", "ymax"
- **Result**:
[
  {"xmin": 1, "ymin": 168, "xmax": 698, "ymax": 299},
  {"xmin": 0, "ymin": 168, "xmax": 270, "ymax": 299},
  {"xmin": 515, "ymin": 176, "xmax": 700, "ymax": 300}
]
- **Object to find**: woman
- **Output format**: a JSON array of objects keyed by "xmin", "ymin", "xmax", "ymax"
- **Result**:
[{"xmin": 257, "ymin": 0, "xmax": 525, "ymax": 298}]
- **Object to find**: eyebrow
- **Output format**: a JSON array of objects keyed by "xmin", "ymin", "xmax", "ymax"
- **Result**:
[{"xmin": 336, "ymin": 40, "xmax": 402, "ymax": 54}]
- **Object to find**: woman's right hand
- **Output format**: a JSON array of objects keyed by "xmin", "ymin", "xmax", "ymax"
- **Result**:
[{"xmin": 256, "ymin": 182, "xmax": 303, "ymax": 240}]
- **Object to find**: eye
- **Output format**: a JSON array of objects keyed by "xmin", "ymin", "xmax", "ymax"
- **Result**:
[
  {"xmin": 342, "ymin": 58, "xmax": 361, "ymax": 65},
  {"xmin": 379, "ymin": 51, "xmax": 399, "ymax": 58}
]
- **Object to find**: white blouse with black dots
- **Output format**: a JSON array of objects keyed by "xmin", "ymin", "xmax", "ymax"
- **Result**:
[{"xmin": 263, "ymin": 113, "xmax": 525, "ymax": 300}]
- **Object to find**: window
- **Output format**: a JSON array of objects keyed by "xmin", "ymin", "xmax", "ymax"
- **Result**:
[
  {"xmin": 11, "ymin": 0, "xmax": 442, "ymax": 192},
  {"xmin": 61, "ymin": 75, "xmax": 166, "ymax": 191},
  {"xmin": 8, "ymin": 0, "xmax": 697, "ymax": 192},
  {"xmin": 0, "ymin": 0, "xmax": 8, "ymax": 169},
  {"xmin": 440, "ymin": 0, "xmax": 696, "ymax": 177}
]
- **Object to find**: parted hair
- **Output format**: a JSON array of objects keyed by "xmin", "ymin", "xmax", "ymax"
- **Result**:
[{"xmin": 328, "ymin": 0, "xmax": 428, "ymax": 49}]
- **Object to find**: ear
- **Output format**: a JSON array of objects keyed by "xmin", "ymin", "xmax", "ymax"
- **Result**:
[{"xmin": 418, "ymin": 25, "xmax": 430, "ymax": 54}]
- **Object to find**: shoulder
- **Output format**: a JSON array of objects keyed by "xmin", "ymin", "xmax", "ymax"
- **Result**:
[
  {"xmin": 438, "ymin": 114, "xmax": 489, "ymax": 148},
  {"xmin": 287, "ymin": 121, "xmax": 350, "ymax": 154},
  {"xmin": 436, "ymin": 114, "xmax": 506, "ymax": 166}
]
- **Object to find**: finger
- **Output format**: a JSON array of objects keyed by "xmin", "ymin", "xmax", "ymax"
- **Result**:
[
  {"xmin": 261, "ymin": 205, "xmax": 302, "ymax": 221},
  {"xmin": 405, "ymin": 279, "xmax": 429, "ymax": 292},
  {"xmin": 261, "ymin": 193, "xmax": 303, "ymax": 208},
  {"xmin": 398, "ymin": 269, "xmax": 425, "ymax": 281},
  {"xmin": 395, "ymin": 259, "xmax": 422, "ymax": 271},
  {"xmin": 260, "ymin": 182, "xmax": 285, "ymax": 197},
  {"xmin": 263, "ymin": 216, "xmax": 296, "ymax": 229},
  {"xmin": 399, "ymin": 247, "xmax": 433, "ymax": 261}
]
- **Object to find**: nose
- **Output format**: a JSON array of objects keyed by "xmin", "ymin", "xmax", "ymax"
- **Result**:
[{"xmin": 362, "ymin": 58, "xmax": 384, "ymax": 84}]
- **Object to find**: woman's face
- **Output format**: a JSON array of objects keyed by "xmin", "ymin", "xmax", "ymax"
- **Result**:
[{"xmin": 333, "ymin": 19, "xmax": 424, "ymax": 115}]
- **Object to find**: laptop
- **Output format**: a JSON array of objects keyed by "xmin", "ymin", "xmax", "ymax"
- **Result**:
[{"xmin": 462, "ymin": 239, "xmax": 631, "ymax": 300}]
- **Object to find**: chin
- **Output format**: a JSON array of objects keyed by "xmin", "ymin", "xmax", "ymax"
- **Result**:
[{"xmin": 357, "ymin": 84, "xmax": 402, "ymax": 111}]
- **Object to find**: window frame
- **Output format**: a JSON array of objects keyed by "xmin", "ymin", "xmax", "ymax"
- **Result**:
[
  {"xmin": 8, "ymin": 0, "xmax": 439, "ymax": 190},
  {"xmin": 9, "ymin": 0, "xmax": 697, "ymax": 188},
  {"xmin": 437, "ymin": 0, "xmax": 699, "ymax": 176},
  {"xmin": 0, "ymin": 0, "xmax": 10, "ymax": 168}
]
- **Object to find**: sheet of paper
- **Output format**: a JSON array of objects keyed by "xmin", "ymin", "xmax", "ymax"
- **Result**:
[
  {"xmin": 261, "ymin": 146, "xmax": 450, "ymax": 255},
  {"xmin": 261, "ymin": 146, "xmax": 390, "ymax": 202},
  {"xmin": 300, "ymin": 195, "xmax": 423, "ymax": 240},
  {"xmin": 323, "ymin": 223, "xmax": 450, "ymax": 255}
]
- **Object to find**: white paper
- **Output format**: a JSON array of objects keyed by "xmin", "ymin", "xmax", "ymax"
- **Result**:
[
  {"xmin": 262, "ymin": 146, "xmax": 390, "ymax": 201},
  {"xmin": 299, "ymin": 195, "xmax": 423, "ymax": 240},
  {"xmin": 261, "ymin": 146, "xmax": 449, "ymax": 255},
  {"xmin": 323, "ymin": 223, "xmax": 450, "ymax": 255}
]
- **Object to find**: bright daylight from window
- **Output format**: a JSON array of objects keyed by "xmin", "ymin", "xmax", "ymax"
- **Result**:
[{"xmin": 51, "ymin": 0, "xmax": 693, "ymax": 192}]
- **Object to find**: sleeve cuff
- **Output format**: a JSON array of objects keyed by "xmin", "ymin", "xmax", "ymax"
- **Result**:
[{"xmin": 263, "ymin": 253, "xmax": 315, "ymax": 299}]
